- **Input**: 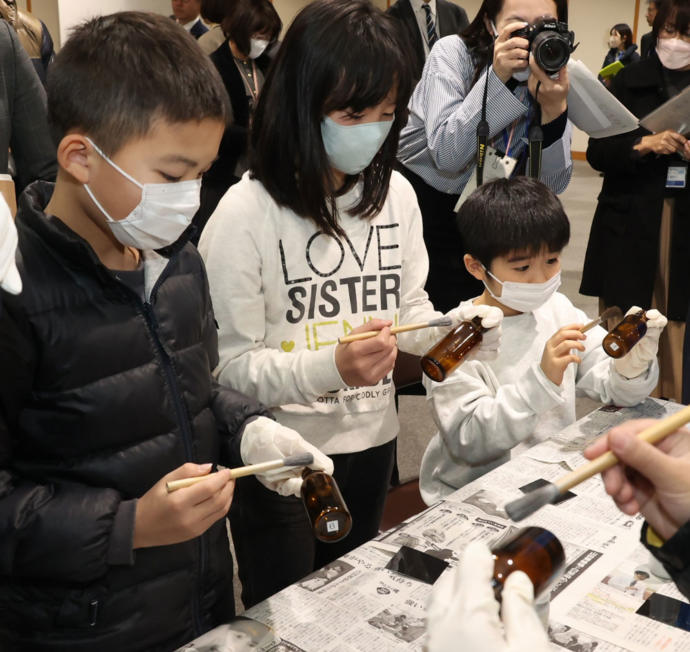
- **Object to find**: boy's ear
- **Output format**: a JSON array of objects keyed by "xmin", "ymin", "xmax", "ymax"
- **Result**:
[
  {"xmin": 56, "ymin": 134, "xmax": 94, "ymax": 185},
  {"xmin": 464, "ymin": 254, "xmax": 486, "ymax": 281}
]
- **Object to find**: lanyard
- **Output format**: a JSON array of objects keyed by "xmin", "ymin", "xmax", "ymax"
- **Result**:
[{"xmin": 236, "ymin": 57, "xmax": 259, "ymax": 103}]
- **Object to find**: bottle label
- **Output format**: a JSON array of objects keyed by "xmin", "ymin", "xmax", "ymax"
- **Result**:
[
  {"xmin": 327, "ymin": 520, "xmax": 340, "ymax": 533},
  {"xmin": 609, "ymin": 342, "xmax": 619, "ymax": 351}
]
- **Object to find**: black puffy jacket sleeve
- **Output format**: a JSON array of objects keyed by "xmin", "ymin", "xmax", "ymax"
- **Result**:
[
  {"xmin": 0, "ymin": 297, "xmax": 122, "ymax": 583},
  {"xmin": 641, "ymin": 521, "xmax": 690, "ymax": 601}
]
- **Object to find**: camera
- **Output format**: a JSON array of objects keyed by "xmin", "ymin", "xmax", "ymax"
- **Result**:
[{"xmin": 512, "ymin": 18, "xmax": 575, "ymax": 74}]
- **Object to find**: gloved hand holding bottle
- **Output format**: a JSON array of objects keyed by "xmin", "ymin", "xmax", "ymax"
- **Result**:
[
  {"xmin": 445, "ymin": 303, "xmax": 504, "ymax": 362},
  {"xmin": 426, "ymin": 541, "xmax": 550, "ymax": 652},
  {"xmin": 240, "ymin": 417, "xmax": 334, "ymax": 497},
  {"xmin": 612, "ymin": 306, "xmax": 667, "ymax": 379}
]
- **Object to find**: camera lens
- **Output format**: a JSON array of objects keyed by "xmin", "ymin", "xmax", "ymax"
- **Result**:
[{"xmin": 532, "ymin": 32, "xmax": 571, "ymax": 73}]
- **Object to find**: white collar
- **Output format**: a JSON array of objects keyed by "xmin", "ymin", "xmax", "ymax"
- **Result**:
[
  {"xmin": 181, "ymin": 16, "xmax": 201, "ymax": 31},
  {"xmin": 410, "ymin": 0, "xmax": 437, "ymax": 16}
]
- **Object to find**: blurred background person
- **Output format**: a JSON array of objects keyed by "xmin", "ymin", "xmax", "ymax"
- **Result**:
[
  {"xmin": 580, "ymin": 0, "xmax": 690, "ymax": 403},
  {"xmin": 600, "ymin": 23, "xmax": 639, "ymax": 88},
  {"xmin": 386, "ymin": 0, "xmax": 469, "ymax": 81},
  {"xmin": 171, "ymin": 0, "xmax": 208, "ymax": 39},
  {"xmin": 198, "ymin": 0, "xmax": 226, "ymax": 55},
  {"xmin": 642, "ymin": 0, "xmax": 663, "ymax": 58},
  {"xmin": 0, "ymin": 0, "xmax": 54, "ymax": 86},
  {"xmin": 192, "ymin": 0, "xmax": 281, "ymax": 242}
]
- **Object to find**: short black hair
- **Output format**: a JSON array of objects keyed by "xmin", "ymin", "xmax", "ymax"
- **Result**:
[
  {"xmin": 222, "ymin": 0, "xmax": 281, "ymax": 56},
  {"xmin": 201, "ymin": 0, "xmax": 226, "ymax": 25},
  {"xmin": 654, "ymin": 0, "xmax": 690, "ymax": 37},
  {"xmin": 249, "ymin": 0, "xmax": 414, "ymax": 237},
  {"xmin": 456, "ymin": 177, "xmax": 570, "ymax": 269},
  {"xmin": 611, "ymin": 23, "xmax": 634, "ymax": 48},
  {"xmin": 47, "ymin": 11, "xmax": 230, "ymax": 155}
]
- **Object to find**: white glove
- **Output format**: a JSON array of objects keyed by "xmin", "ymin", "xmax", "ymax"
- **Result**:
[
  {"xmin": 0, "ymin": 195, "xmax": 21, "ymax": 295},
  {"xmin": 613, "ymin": 306, "xmax": 667, "ymax": 379},
  {"xmin": 240, "ymin": 416, "xmax": 334, "ymax": 497},
  {"xmin": 446, "ymin": 303, "xmax": 503, "ymax": 361},
  {"xmin": 426, "ymin": 541, "xmax": 549, "ymax": 652}
]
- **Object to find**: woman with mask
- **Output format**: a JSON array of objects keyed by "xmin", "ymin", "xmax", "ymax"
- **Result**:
[
  {"xmin": 600, "ymin": 23, "xmax": 640, "ymax": 87},
  {"xmin": 581, "ymin": 0, "xmax": 690, "ymax": 403},
  {"xmin": 199, "ymin": 0, "xmax": 500, "ymax": 608},
  {"xmin": 397, "ymin": 0, "xmax": 573, "ymax": 313},
  {"xmin": 192, "ymin": 0, "xmax": 281, "ymax": 242}
]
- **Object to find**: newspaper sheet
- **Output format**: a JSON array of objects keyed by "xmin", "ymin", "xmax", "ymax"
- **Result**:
[{"xmin": 180, "ymin": 399, "xmax": 690, "ymax": 651}]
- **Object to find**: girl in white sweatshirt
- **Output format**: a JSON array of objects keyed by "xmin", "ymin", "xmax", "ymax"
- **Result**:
[{"xmin": 199, "ymin": 0, "xmax": 458, "ymax": 607}]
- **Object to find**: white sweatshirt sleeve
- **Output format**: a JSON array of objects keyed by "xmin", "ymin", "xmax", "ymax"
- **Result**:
[
  {"xmin": 574, "ymin": 320, "xmax": 658, "ymax": 407},
  {"xmin": 426, "ymin": 359, "xmax": 566, "ymax": 466},
  {"xmin": 199, "ymin": 184, "xmax": 346, "ymax": 408}
]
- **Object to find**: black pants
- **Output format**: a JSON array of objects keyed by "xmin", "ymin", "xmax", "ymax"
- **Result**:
[
  {"xmin": 399, "ymin": 165, "xmax": 482, "ymax": 313},
  {"xmin": 229, "ymin": 439, "xmax": 396, "ymax": 608}
]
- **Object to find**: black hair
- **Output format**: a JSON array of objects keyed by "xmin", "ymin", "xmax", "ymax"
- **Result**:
[
  {"xmin": 222, "ymin": 0, "xmax": 281, "ymax": 56},
  {"xmin": 461, "ymin": 0, "xmax": 568, "ymax": 85},
  {"xmin": 249, "ymin": 0, "xmax": 413, "ymax": 237},
  {"xmin": 201, "ymin": 0, "xmax": 226, "ymax": 25},
  {"xmin": 456, "ymin": 177, "xmax": 570, "ymax": 269},
  {"xmin": 47, "ymin": 11, "xmax": 230, "ymax": 155},
  {"xmin": 611, "ymin": 23, "xmax": 634, "ymax": 49},
  {"xmin": 654, "ymin": 0, "xmax": 690, "ymax": 39}
]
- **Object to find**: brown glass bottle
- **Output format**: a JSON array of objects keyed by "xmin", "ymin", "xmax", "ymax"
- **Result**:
[
  {"xmin": 491, "ymin": 526, "xmax": 565, "ymax": 601},
  {"xmin": 301, "ymin": 470, "xmax": 352, "ymax": 543},
  {"xmin": 421, "ymin": 316, "xmax": 485, "ymax": 382},
  {"xmin": 602, "ymin": 309, "xmax": 648, "ymax": 359}
]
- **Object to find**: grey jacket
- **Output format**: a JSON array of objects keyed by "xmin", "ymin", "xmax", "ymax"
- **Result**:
[{"xmin": 0, "ymin": 20, "xmax": 56, "ymax": 192}]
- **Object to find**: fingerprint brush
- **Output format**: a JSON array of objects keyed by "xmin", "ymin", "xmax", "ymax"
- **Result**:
[{"xmin": 338, "ymin": 317, "xmax": 452, "ymax": 344}]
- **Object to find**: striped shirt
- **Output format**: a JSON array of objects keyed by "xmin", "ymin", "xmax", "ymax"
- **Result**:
[{"xmin": 398, "ymin": 35, "xmax": 573, "ymax": 195}]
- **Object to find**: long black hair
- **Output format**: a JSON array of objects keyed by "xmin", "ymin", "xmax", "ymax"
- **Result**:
[
  {"xmin": 461, "ymin": 0, "xmax": 569, "ymax": 86},
  {"xmin": 249, "ymin": 0, "xmax": 413, "ymax": 237},
  {"xmin": 653, "ymin": 0, "xmax": 690, "ymax": 43}
]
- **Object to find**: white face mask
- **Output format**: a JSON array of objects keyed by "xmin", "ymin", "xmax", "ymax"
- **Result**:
[
  {"xmin": 321, "ymin": 116, "xmax": 393, "ymax": 175},
  {"xmin": 608, "ymin": 36, "xmax": 620, "ymax": 49},
  {"xmin": 484, "ymin": 267, "xmax": 561, "ymax": 313},
  {"xmin": 491, "ymin": 21, "xmax": 531, "ymax": 82},
  {"xmin": 249, "ymin": 38, "xmax": 269, "ymax": 59},
  {"xmin": 83, "ymin": 138, "xmax": 200, "ymax": 250},
  {"xmin": 656, "ymin": 37, "xmax": 690, "ymax": 70}
]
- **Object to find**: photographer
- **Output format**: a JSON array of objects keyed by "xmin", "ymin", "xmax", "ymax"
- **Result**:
[{"xmin": 397, "ymin": 0, "xmax": 573, "ymax": 312}]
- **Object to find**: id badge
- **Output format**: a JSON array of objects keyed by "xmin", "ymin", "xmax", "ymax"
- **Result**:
[
  {"xmin": 454, "ymin": 147, "xmax": 518, "ymax": 212},
  {"xmin": 666, "ymin": 165, "xmax": 687, "ymax": 189}
]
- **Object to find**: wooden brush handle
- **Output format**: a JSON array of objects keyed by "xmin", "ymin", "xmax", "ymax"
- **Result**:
[
  {"xmin": 555, "ymin": 403, "xmax": 690, "ymax": 493},
  {"xmin": 580, "ymin": 318, "xmax": 601, "ymax": 334},
  {"xmin": 338, "ymin": 322, "xmax": 431, "ymax": 343},
  {"xmin": 166, "ymin": 459, "xmax": 286, "ymax": 492}
]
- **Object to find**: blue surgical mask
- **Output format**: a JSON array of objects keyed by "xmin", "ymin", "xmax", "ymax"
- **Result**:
[{"xmin": 320, "ymin": 116, "xmax": 393, "ymax": 175}]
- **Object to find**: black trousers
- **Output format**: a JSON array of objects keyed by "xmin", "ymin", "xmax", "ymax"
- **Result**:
[
  {"xmin": 399, "ymin": 165, "xmax": 482, "ymax": 313},
  {"xmin": 229, "ymin": 438, "xmax": 396, "ymax": 608}
]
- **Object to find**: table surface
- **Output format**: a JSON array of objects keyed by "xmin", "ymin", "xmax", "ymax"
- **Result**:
[{"xmin": 179, "ymin": 398, "xmax": 690, "ymax": 652}]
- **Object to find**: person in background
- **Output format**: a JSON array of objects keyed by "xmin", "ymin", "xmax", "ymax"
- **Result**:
[
  {"xmin": 600, "ymin": 23, "xmax": 640, "ymax": 85},
  {"xmin": 580, "ymin": 0, "xmax": 690, "ymax": 403},
  {"xmin": 584, "ymin": 419, "xmax": 690, "ymax": 600},
  {"xmin": 0, "ymin": 12, "xmax": 330, "ymax": 650},
  {"xmin": 642, "ymin": 0, "xmax": 663, "ymax": 58},
  {"xmin": 171, "ymin": 0, "xmax": 208, "ymax": 39},
  {"xmin": 386, "ymin": 0, "xmax": 469, "ymax": 81},
  {"xmin": 0, "ymin": 0, "xmax": 54, "ymax": 85},
  {"xmin": 192, "ymin": 0, "xmax": 281, "ymax": 242},
  {"xmin": 0, "ymin": 19, "xmax": 56, "ymax": 194},
  {"xmin": 197, "ymin": 0, "xmax": 226, "ymax": 55},
  {"xmin": 200, "ymin": 0, "xmax": 489, "ymax": 609},
  {"xmin": 396, "ymin": 0, "xmax": 572, "ymax": 313}
]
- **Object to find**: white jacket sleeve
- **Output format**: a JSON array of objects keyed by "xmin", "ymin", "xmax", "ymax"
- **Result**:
[
  {"xmin": 575, "ymin": 322, "xmax": 658, "ymax": 407},
  {"xmin": 199, "ymin": 190, "xmax": 346, "ymax": 408},
  {"xmin": 427, "ymin": 359, "xmax": 565, "ymax": 466}
]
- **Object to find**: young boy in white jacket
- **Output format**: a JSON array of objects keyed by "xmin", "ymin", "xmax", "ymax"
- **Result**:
[{"xmin": 420, "ymin": 177, "xmax": 665, "ymax": 505}]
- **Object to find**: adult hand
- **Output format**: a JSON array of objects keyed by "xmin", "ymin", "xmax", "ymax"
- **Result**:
[
  {"xmin": 613, "ymin": 307, "xmax": 667, "ymax": 379},
  {"xmin": 540, "ymin": 323, "xmax": 585, "ymax": 386},
  {"xmin": 427, "ymin": 541, "xmax": 549, "ymax": 652},
  {"xmin": 240, "ymin": 417, "xmax": 334, "ymax": 497},
  {"xmin": 446, "ymin": 303, "xmax": 503, "ymax": 361},
  {"xmin": 133, "ymin": 463, "xmax": 234, "ymax": 548},
  {"xmin": 634, "ymin": 130, "xmax": 687, "ymax": 157},
  {"xmin": 584, "ymin": 420, "xmax": 690, "ymax": 541},
  {"xmin": 335, "ymin": 318, "xmax": 397, "ymax": 387},
  {"xmin": 528, "ymin": 59, "xmax": 569, "ymax": 124},
  {"xmin": 492, "ymin": 21, "xmax": 530, "ymax": 83}
]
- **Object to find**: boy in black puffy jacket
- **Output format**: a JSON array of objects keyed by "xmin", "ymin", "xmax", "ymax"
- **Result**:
[{"xmin": 0, "ymin": 12, "xmax": 331, "ymax": 651}]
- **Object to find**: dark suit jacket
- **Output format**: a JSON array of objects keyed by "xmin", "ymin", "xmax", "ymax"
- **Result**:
[
  {"xmin": 640, "ymin": 31, "xmax": 654, "ymax": 59},
  {"xmin": 387, "ymin": 0, "xmax": 469, "ymax": 79},
  {"xmin": 190, "ymin": 18, "xmax": 208, "ymax": 40}
]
